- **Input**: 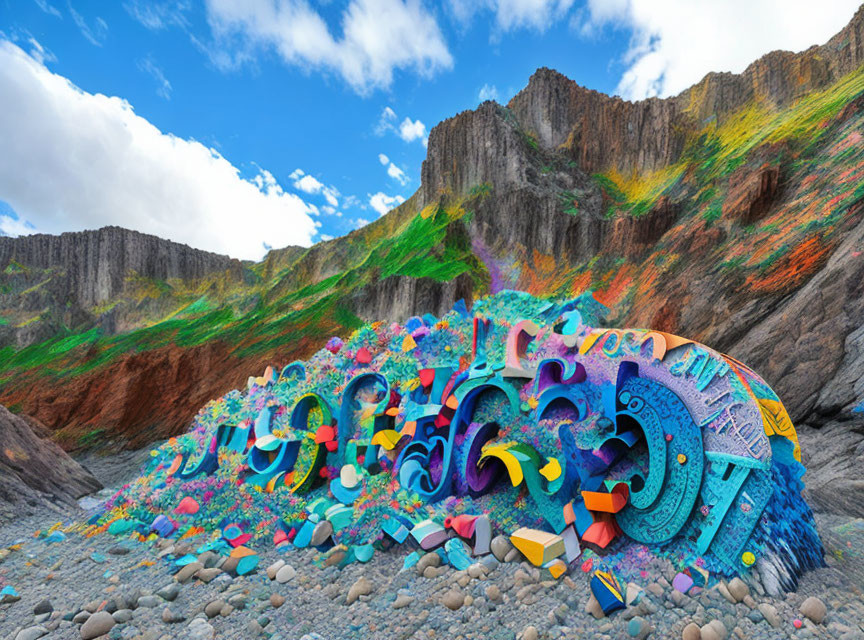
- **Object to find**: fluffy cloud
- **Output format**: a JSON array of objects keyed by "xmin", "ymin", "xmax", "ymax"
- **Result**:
[
  {"xmin": 0, "ymin": 40, "xmax": 318, "ymax": 260},
  {"xmin": 387, "ymin": 163, "xmax": 409, "ymax": 185},
  {"xmin": 398, "ymin": 117, "xmax": 427, "ymax": 145},
  {"xmin": 449, "ymin": 0, "xmax": 575, "ymax": 32},
  {"xmin": 376, "ymin": 107, "xmax": 428, "ymax": 146},
  {"xmin": 289, "ymin": 169, "xmax": 340, "ymax": 207},
  {"xmin": 581, "ymin": 0, "xmax": 863, "ymax": 100},
  {"xmin": 478, "ymin": 83, "xmax": 499, "ymax": 101},
  {"xmin": 377, "ymin": 152, "xmax": 410, "ymax": 185},
  {"xmin": 368, "ymin": 192, "xmax": 406, "ymax": 216},
  {"xmin": 204, "ymin": 0, "xmax": 453, "ymax": 93}
]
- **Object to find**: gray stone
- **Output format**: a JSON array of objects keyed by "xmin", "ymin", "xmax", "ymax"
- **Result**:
[
  {"xmin": 346, "ymin": 577, "xmax": 373, "ymax": 605},
  {"xmin": 198, "ymin": 551, "xmax": 219, "ymax": 569},
  {"xmin": 800, "ymin": 596, "xmax": 827, "ymax": 624},
  {"xmin": 80, "ymin": 611, "xmax": 115, "ymax": 640},
  {"xmin": 585, "ymin": 593, "xmax": 605, "ymax": 619},
  {"xmin": 758, "ymin": 603, "xmax": 781, "ymax": 628},
  {"xmin": 700, "ymin": 620, "xmax": 727, "ymax": 640},
  {"xmin": 416, "ymin": 552, "xmax": 442, "ymax": 575},
  {"xmin": 156, "ymin": 583, "xmax": 181, "ymax": 602},
  {"xmin": 227, "ymin": 593, "xmax": 248, "ymax": 609},
  {"xmin": 15, "ymin": 627, "xmax": 48, "ymax": 640},
  {"xmin": 112, "ymin": 609, "xmax": 133, "ymax": 623},
  {"xmin": 726, "ymin": 578, "xmax": 749, "ymax": 603},
  {"xmin": 467, "ymin": 563, "xmax": 485, "ymax": 579},
  {"xmin": 265, "ymin": 560, "xmax": 284, "ymax": 580},
  {"xmin": 311, "ymin": 520, "xmax": 334, "ymax": 546},
  {"xmin": 441, "ymin": 589, "xmax": 464, "ymax": 611},
  {"xmin": 161, "ymin": 607, "xmax": 186, "ymax": 623},
  {"xmin": 392, "ymin": 594, "xmax": 414, "ymax": 609},
  {"xmin": 485, "ymin": 584, "xmax": 502, "ymax": 602},
  {"xmin": 270, "ymin": 594, "xmax": 285, "ymax": 608},
  {"xmin": 275, "ymin": 564, "xmax": 296, "ymax": 583},
  {"xmin": 682, "ymin": 622, "xmax": 701, "ymax": 640},
  {"xmin": 136, "ymin": 595, "xmax": 161, "ymax": 608},
  {"xmin": 33, "ymin": 599, "xmax": 53, "ymax": 615},
  {"xmin": 196, "ymin": 568, "xmax": 222, "ymax": 583},
  {"xmin": 520, "ymin": 625, "xmax": 538, "ymax": 640},
  {"xmin": 72, "ymin": 611, "xmax": 91, "ymax": 624},
  {"xmin": 204, "ymin": 600, "xmax": 224, "ymax": 619},
  {"xmin": 187, "ymin": 620, "xmax": 215, "ymax": 640},
  {"xmin": 490, "ymin": 535, "xmax": 513, "ymax": 562},
  {"xmin": 174, "ymin": 562, "xmax": 203, "ymax": 583}
]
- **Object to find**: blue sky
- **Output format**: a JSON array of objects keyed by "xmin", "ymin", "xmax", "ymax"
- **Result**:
[{"xmin": 0, "ymin": 1, "xmax": 860, "ymax": 259}]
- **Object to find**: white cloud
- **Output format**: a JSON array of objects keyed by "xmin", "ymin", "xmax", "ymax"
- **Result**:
[
  {"xmin": 478, "ymin": 83, "xmax": 499, "ymax": 101},
  {"xmin": 26, "ymin": 37, "xmax": 56, "ymax": 65},
  {"xmin": 137, "ymin": 57, "xmax": 172, "ymax": 100},
  {"xmin": 290, "ymin": 169, "xmax": 340, "ymax": 207},
  {"xmin": 449, "ymin": 0, "xmax": 575, "ymax": 32},
  {"xmin": 386, "ymin": 162, "xmax": 409, "ymax": 185},
  {"xmin": 368, "ymin": 191, "xmax": 406, "ymax": 216},
  {"xmin": 376, "ymin": 106, "xmax": 428, "ymax": 146},
  {"xmin": 398, "ymin": 117, "xmax": 427, "ymax": 145},
  {"xmin": 124, "ymin": 0, "xmax": 191, "ymax": 30},
  {"xmin": 0, "ymin": 214, "xmax": 36, "ymax": 236},
  {"xmin": 33, "ymin": 0, "xmax": 61, "ymax": 18},
  {"xmin": 204, "ymin": 0, "xmax": 453, "ymax": 94},
  {"xmin": 0, "ymin": 40, "xmax": 318, "ymax": 260},
  {"xmin": 68, "ymin": 5, "xmax": 108, "ymax": 47},
  {"xmin": 581, "ymin": 0, "xmax": 863, "ymax": 100},
  {"xmin": 320, "ymin": 233, "xmax": 333, "ymax": 241},
  {"xmin": 353, "ymin": 217, "xmax": 371, "ymax": 229},
  {"xmin": 378, "ymin": 153, "xmax": 390, "ymax": 165}
]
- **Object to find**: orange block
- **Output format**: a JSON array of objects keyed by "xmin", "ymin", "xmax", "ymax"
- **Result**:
[
  {"xmin": 581, "ymin": 484, "xmax": 628, "ymax": 513},
  {"xmin": 581, "ymin": 513, "xmax": 621, "ymax": 549}
]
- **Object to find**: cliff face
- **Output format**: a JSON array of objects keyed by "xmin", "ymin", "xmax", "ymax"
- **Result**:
[
  {"xmin": 0, "ymin": 226, "xmax": 243, "ymax": 307},
  {"xmin": 1, "ymin": 6, "xmax": 864, "ymax": 490},
  {"xmin": 504, "ymin": 5, "xmax": 864, "ymax": 175},
  {"xmin": 0, "ymin": 226, "xmax": 246, "ymax": 348},
  {"xmin": 0, "ymin": 404, "xmax": 101, "ymax": 523}
]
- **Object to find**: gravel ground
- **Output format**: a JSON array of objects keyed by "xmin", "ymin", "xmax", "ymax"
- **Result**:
[{"xmin": 1, "ymin": 453, "xmax": 863, "ymax": 640}]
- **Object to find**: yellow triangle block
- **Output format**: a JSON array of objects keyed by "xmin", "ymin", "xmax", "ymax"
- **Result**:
[
  {"xmin": 402, "ymin": 335, "xmax": 417, "ymax": 352},
  {"xmin": 539, "ymin": 457, "xmax": 562, "ymax": 482},
  {"xmin": 510, "ymin": 527, "xmax": 565, "ymax": 567},
  {"xmin": 371, "ymin": 429, "xmax": 401, "ymax": 450},
  {"xmin": 542, "ymin": 558, "xmax": 567, "ymax": 579}
]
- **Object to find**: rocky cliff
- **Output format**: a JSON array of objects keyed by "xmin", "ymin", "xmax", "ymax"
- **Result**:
[
  {"xmin": 0, "ymin": 226, "xmax": 246, "ymax": 347},
  {"xmin": 0, "ymin": 404, "xmax": 101, "ymax": 523},
  {"xmin": 1, "ymin": 6, "xmax": 863, "ymax": 523}
]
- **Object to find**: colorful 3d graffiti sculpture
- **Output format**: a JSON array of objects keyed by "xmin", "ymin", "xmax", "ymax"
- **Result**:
[{"xmin": 97, "ymin": 291, "xmax": 822, "ymax": 593}]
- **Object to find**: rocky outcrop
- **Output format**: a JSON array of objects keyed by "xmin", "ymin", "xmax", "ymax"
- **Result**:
[
  {"xmin": 503, "ymin": 6, "xmax": 864, "ymax": 175},
  {"xmin": 508, "ymin": 70, "xmax": 686, "ymax": 174},
  {"xmin": 723, "ymin": 164, "xmax": 782, "ymax": 224},
  {"xmin": 348, "ymin": 273, "xmax": 476, "ymax": 324},
  {"xmin": 0, "ymin": 226, "xmax": 244, "ymax": 307},
  {"xmin": 0, "ymin": 404, "xmax": 101, "ymax": 523}
]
